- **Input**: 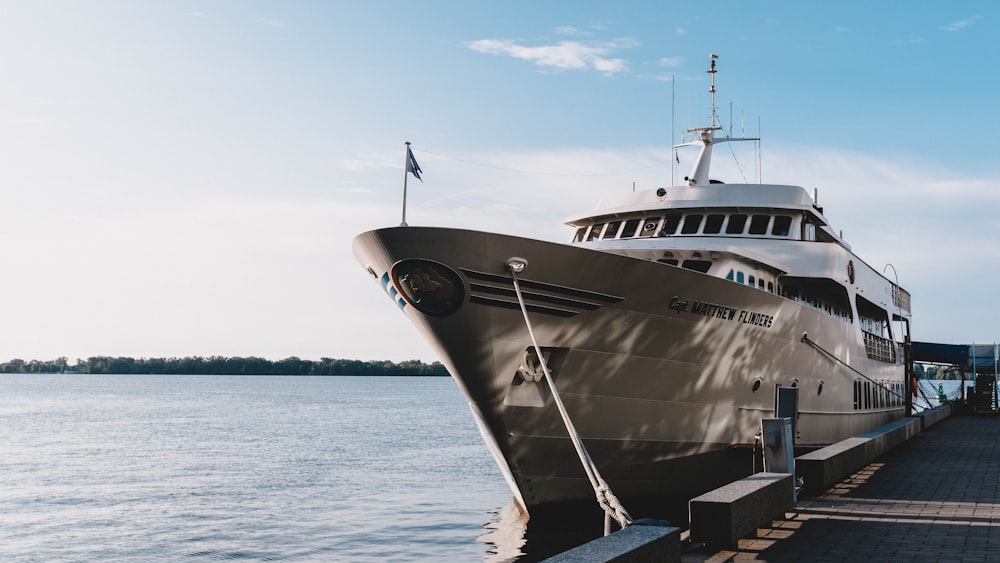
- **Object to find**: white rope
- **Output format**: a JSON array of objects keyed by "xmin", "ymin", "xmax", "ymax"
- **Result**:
[{"xmin": 506, "ymin": 259, "xmax": 632, "ymax": 532}]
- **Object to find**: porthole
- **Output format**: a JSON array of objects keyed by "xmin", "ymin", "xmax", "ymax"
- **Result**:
[
  {"xmin": 818, "ymin": 380, "xmax": 824, "ymax": 395},
  {"xmin": 752, "ymin": 379, "xmax": 762, "ymax": 393}
]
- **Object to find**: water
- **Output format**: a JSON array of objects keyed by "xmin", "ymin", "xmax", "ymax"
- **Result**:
[
  {"xmin": 4, "ymin": 374, "xmax": 968, "ymax": 562},
  {"xmin": 0, "ymin": 375, "xmax": 534, "ymax": 562},
  {"xmin": 914, "ymin": 378, "xmax": 968, "ymax": 410}
]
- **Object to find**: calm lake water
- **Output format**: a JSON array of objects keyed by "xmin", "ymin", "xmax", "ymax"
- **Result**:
[
  {"xmin": 0, "ymin": 374, "xmax": 550, "ymax": 562},
  {"xmin": 4, "ymin": 373, "xmax": 957, "ymax": 561}
]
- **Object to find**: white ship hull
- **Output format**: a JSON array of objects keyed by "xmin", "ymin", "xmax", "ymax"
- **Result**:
[{"xmin": 353, "ymin": 225, "xmax": 905, "ymax": 512}]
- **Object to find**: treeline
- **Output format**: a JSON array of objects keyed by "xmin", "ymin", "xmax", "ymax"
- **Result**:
[{"xmin": 0, "ymin": 356, "xmax": 448, "ymax": 376}]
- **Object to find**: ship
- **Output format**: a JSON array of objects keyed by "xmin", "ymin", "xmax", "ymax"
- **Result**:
[{"xmin": 352, "ymin": 55, "xmax": 910, "ymax": 518}]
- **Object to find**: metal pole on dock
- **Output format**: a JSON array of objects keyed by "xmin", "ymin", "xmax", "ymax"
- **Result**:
[
  {"xmin": 904, "ymin": 334, "xmax": 913, "ymax": 416},
  {"xmin": 992, "ymin": 342, "xmax": 1000, "ymax": 411}
]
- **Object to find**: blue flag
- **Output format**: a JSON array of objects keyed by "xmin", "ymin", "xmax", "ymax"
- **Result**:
[{"xmin": 406, "ymin": 147, "xmax": 423, "ymax": 182}]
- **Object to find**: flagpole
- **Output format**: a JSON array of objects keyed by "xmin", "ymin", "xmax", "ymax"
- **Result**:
[{"xmin": 401, "ymin": 141, "xmax": 410, "ymax": 226}]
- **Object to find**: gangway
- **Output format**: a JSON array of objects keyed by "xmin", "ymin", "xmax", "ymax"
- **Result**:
[{"xmin": 911, "ymin": 342, "xmax": 999, "ymax": 413}]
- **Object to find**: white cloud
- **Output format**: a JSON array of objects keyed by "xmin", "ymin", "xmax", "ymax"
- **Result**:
[
  {"xmin": 555, "ymin": 26, "xmax": 578, "ymax": 36},
  {"xmin": 465, "ymin": 38, "xmax": 635, "ymax": 74},
  {"xmin": 941, "ymin": 15, "xmax": 982, "ymax": 32},
  {"xmin": 658, "ymin": 56, "xmax": 683, "ymax": 67}
]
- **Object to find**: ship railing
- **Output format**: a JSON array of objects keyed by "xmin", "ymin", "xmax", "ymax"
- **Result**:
[
  {"xmin": 864, "ymin": 331, "xmax": 897, "ymax": 363},
  {"xmin": 891, "ymin": 284, "xmax": 911, "ymax": 313}
]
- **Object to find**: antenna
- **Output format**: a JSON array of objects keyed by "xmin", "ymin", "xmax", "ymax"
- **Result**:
[
  {"xmin": 708, "ymin": 54, "xmax": 718, "ymax": 126},
  {"xmin": 758, "ymin": 116, "xmax": 762, "ymax": 183},
  {"xmin": 670, "ymin": 74, "xmax": 675, "ymax": 186}
]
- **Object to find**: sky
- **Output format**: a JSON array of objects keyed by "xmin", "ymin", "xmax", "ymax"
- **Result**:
[{"xmin": 2, "ymin": 2, "xmax": 999, "ymax": 363}]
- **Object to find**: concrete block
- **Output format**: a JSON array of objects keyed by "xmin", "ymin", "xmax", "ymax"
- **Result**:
[
  {"xmin": 542, "ymin": 521, "xmax": 681, "ymax": 563},
  {"xmin": 915, "ymin": 403, "xmax": 953, "ymax": 430},
  {"xmin": 796, "ymin": 436, "xmax": 871, "ymax": 495},
  {"xmin": 858, "ymin": 416, "xmax": 921, "ymax": 457},
  {"xmin": 688, "ymin": 472, "xmax": 794, "ymax": 549},
  {"xmin": 797, "ymin": 417, "xmax": 922, "ymax": 495}
]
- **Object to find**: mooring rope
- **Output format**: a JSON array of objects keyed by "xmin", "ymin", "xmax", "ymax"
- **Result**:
[
  {"xmin": 801, "ymin": 332, "xmax": 907, "ymax": 402},
  {"xmin": 506, "ymin": 258, "xmax": 632, "ymax": 533}
]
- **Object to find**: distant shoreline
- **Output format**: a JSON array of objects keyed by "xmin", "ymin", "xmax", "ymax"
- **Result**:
[{"xmin": 0, "ymin": 356, "xmax": 448, "ymax": 377}]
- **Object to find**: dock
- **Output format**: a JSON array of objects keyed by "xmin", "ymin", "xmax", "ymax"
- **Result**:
[
  {"xmin": 544, "ymin": 406, "xmax": 1000, "ymax": 562},
  {"xmin": 683, "ymin": 411, "xmax": 1000, "ymax": 561}
]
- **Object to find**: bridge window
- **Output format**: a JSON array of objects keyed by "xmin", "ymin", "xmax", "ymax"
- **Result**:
[
  {"xmin": 661, "ymin": 213, "xmax": 681, "ymax": 235},
  {"xmin": 748, "ymin": 214, "xmax": 770, "ymax": 235},
  {"xmin": 603, "ymin": 221, "xmax": 621, "ymax": 239},
  {"xmin": 587, "ymin": 224, "xmax": 604, "ymax": 240},
  {"xmin": 681, "ymin": 214, "xmax": 703, "ymax": 234},
  {"xmin": 703, "ymin": 214, "xmax": 725, "ymax": 234},
  {"xmin": 726, "ymin": 214, "xmax": 747, "ymax": 234},
  {"xmin": 621, "ymin": 218, "xmax": 641, "ymax": 238},
  {"xmin": 772, "ymin": 215, "xmax": 792, "ymax": 236}
]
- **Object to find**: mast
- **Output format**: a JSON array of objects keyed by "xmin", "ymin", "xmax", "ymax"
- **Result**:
[
  {"xmin": 674, "ymin": 54, "xmax": 758, "ymax": 187},
  {"xmin": 709, "ymin": 53, "xmax": 718, "ymax": 127},
  {"xmin": 683, "ymin": 54, "xmax": 722, "ymax": 186}
]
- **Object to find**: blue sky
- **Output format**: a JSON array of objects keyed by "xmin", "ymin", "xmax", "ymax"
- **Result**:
[{"xmin": 1, "ymin": 2, "xmax": 998, "ymax": 362}]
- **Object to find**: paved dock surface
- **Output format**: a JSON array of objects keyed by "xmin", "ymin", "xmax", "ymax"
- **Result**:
[{"xmin": 683, "ymin": 414, "xmax": 1000, "ymax": 562}]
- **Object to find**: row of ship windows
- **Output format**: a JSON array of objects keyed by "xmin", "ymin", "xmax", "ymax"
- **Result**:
[
  {"xmin": 726, "ymin": 268, "xmax": 854, "ymax": 323},
  {"xmin": 726, "ymin": 268, "xmax": 778, "ymax": 294},
  {"xmin": 854, "ymin": 380, "xmax": 904, "ymax": 410},
  {"xmin": 575, "ymin": 213, "xmax": 795, "ymax": 242},
  {"xmin": 860, "ymin": 317, "xmax": 890, "ymax": 338}
]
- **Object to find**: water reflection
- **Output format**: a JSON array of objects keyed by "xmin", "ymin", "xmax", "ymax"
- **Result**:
[
  {"xmin": 479, "ymin": 501, "xmax": 527, "ymax": 562},
  {"xmin": 478, "ymin": 496, "xmax": 691, "ymax": 562},
  {"xmin": 479, "ymin": 499, "xmax": 606, "ymax": 562}
]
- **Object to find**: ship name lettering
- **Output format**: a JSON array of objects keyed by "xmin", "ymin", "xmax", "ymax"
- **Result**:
[
  {"xmin": 738, "ymin": 309, "xmax": 774, "ymax": 328},
  {"xmin": 673, "ymin": 296, "xmax": 775, "ymax": 329},
  {"xmin": 690, "ymin": 300, "xmax": 737, "ymax": 321},
  {"xmin": 669, "ymin": 296, "xmax": 689, "ymax": 313}
]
